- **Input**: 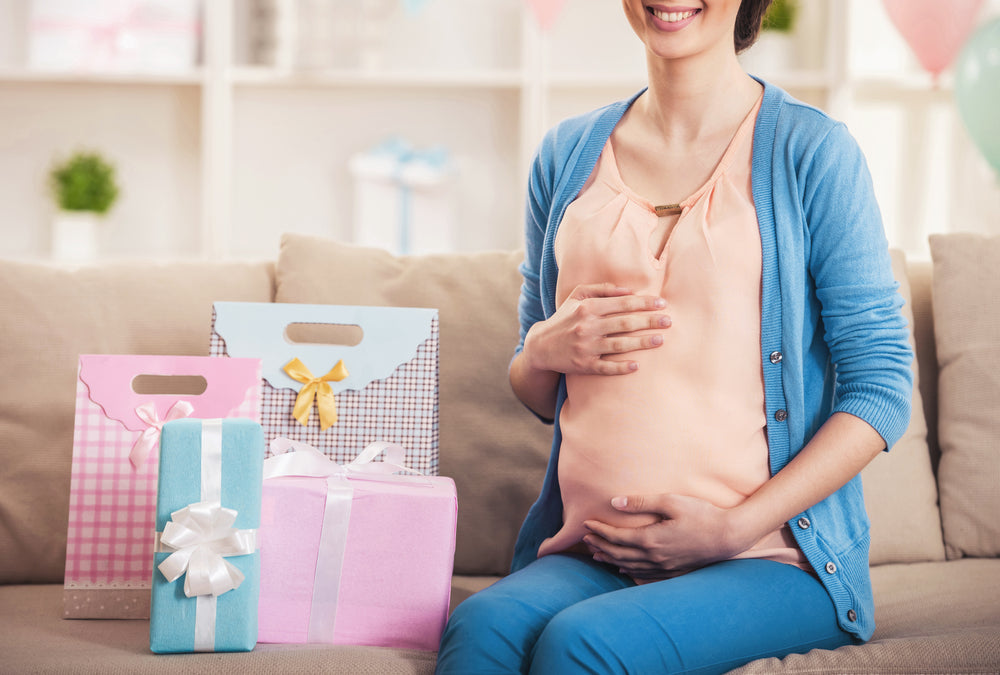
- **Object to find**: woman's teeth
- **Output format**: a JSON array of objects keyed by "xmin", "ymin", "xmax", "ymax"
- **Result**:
[{"xmin": 650, "ymin": 8, "xmax": 699, "ymax": 22}]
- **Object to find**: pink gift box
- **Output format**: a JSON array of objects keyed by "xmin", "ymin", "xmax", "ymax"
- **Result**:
[
  {"xmin": 257, "ymin": 441, "xmax": 457, "ymax": 650},
  {"xmin": 28, "ymin": 0, "xmax": 200, "ymax": 73}
]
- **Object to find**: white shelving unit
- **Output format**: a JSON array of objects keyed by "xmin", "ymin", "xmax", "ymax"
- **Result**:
[{"xmin": 0, "ymin": 0, "xmax": 995, "ymax": 262}]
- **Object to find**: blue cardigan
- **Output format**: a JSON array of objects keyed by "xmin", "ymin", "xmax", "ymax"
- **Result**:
[{"xmin": 510, "ymin": 80, "xmax": 913, "ymax": 642}]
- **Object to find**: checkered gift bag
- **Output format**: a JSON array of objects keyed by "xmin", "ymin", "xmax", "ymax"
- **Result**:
[
  {"xmin": 63, "ymin": 354, "xmax": 261, "ymax": 619},
  {"xmin": 210, "ymin": 302, "xmax": 439, "ymax": 475}
]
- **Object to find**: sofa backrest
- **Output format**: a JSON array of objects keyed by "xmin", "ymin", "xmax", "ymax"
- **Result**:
[
  {"xmin": 2, "ymin": 234, "xmax": 979, "ymax": 585},
  {"xmin": 905, "ymin": 259, "xmax": 938, "ymax": 468},
  {"xmin": 0, "ymin": 258, "xmax": 275, "ymax": 583}
]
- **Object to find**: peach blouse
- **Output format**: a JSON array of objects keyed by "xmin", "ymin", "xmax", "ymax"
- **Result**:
[{"xmin": 540, "ymin": 95, "xmax": 808, "ymax": 573}]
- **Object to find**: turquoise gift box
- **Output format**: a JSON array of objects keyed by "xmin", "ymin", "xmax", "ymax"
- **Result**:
[{"xmin": 149, "ymin": 418, "xmax": 264, "ymax": 654}]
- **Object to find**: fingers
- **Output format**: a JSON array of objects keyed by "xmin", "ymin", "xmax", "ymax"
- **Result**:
[
  {"xmin": 565, "ymin": 302, "xmax": 670, "ymax": 375},
  {"xmin": 568, "ymin": 282, "xmax": 635, "ymax": 301},
  {"xmin": 583, "ymin": 520, "xmax": 643, "ymax": 548},
  {"xmin": 595, "ymin": 332, "xmax": 664, "ymax": 360},
  {"xmin": 588, "ymin": 358, "xmax": 640, "ymax": 376},
  {"xmin": 582, "ymin": 532, "xmax": 647, "ymax": 563},
  {"xmin": 609, "ymin": 494, "xmax": 678, "ymax": 517},
  {"xmin": 538, "ymin": 284, "xmax": 672, "ymax": 377},
  {"xmin": 600, "ymin": 313, "xmax": 672, "ymax": 339},
  {"xmin": 589, "ymin": 292, "xmax": 668, "ymax": 319},
  {"xmin": 568, "ymin": 283, "xmax": 668, "ymax": 319}
]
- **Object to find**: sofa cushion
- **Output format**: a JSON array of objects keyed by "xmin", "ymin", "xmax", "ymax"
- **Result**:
[
  {"xmin": 730, "ymin": 558, "xmax": 1000, "ymax": 673},
  {"xmin": 930, "ymin": 233, "xmax": 1000, "ymax": 559},
  {"xmin": 0, "ymin": 259, "xmax": 275, "ymax": 584},
  {"xmin": 0, "ymin": 584, "xmax": 437, "ymax": 674},
  {"xmin": 273, "ymin": 234, "xmax": 552, "ymax": 577},
  {"xmin": 860, "ymin": 251, "xmax": 945, "ymax": 565}
]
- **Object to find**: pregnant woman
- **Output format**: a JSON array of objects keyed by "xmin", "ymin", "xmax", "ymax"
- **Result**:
[{"xmin": 436, "ymin": 2, "xmax": 913, "ymax": 673}]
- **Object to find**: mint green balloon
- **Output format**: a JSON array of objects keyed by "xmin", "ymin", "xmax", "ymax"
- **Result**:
[{"xmin": 955, "ymin": 18, "xmax": 1000, "ymax": 175}]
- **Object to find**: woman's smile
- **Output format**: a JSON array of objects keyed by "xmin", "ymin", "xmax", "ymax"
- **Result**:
[
  {"xmin": 646, "ymin": 5, "xmax": 702, "ymax": 29},
  {"xmin": 647, "ymin": 6, "xmax": 701, "ymax": 22}
]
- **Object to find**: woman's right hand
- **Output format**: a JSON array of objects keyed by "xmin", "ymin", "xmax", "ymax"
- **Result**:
[{"xmin": 523, "ymin": 283, "xmax": 670, "ymax": 377}]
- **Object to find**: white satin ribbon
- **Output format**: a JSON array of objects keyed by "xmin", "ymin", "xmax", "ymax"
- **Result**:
[
  {"xmin": 262, "ymin": 439, "xmax": 425, "ymax": 642},
  {"xmin": 264, "ymin": 438, "xmax": 427, "ymax": 483},
  {"xmin": 155, "ymin": 500, "xmax": 256, "ymax": 598},
  {"xmin": 130, "ymin": 400, "xmax": 195, "ymax": 468}
]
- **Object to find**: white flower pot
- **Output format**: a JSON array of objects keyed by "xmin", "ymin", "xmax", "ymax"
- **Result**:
[{"xmin": 52, "ymin": 211, "xmax": 101, "ymax": 262}]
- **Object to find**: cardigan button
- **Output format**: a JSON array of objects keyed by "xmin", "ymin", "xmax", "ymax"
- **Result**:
[
  {"xmin": 769, "ymin": 351, "xmax": 783, "ymax": 364},
  {"xmin": 847, "ymin": 609, "xmax": 857, "ymax": 622},
  {"xmin": 797, "ymin": 517, "xmax": 810, "ymax": 529},
  {"xmin": 825, "ymin": 562, "xmax": 837, "ymax": 574},
  {"xmin": 774, "ymin": 409, "xmax": 788, "ymax": 422}
]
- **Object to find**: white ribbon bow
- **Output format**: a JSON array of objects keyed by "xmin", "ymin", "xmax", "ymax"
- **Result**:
[
  {"xmin": 157, "ymin": 501, "xmax": 257, "ymax": 598},
  {"xmin": 130, "ymin": 400, "xmax": 195, "ymax": 468},
  {"xmin": 264, "ymin": 438, "xmax": 426, "ymax": 482}
]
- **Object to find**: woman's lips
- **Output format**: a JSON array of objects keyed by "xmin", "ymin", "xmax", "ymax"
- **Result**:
[{"xmin": 646, "ymin": 6, "xmax": 702, "ymax": 31}]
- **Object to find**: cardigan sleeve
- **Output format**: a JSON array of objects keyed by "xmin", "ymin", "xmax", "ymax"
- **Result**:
[
  {"xmin": 515, "ymin": 135, "xmax": 555, "ymax": 356},
  {"xmin": 801, "ymin": 122, "xmax": 914, "ymax": 449},
  {"xmin": 510, "ymin": 133, "xmax": 559, "ymax": 425}
]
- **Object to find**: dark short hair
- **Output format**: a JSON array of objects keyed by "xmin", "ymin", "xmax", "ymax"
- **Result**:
[{"xmin": 734, "ymin": 0, "xmax": 774, "ymax": 53}]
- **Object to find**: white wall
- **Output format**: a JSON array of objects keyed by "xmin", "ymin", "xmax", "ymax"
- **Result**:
[{"xmin": 0, "ymin": 0, "xmax": 997, "ymax": 262}]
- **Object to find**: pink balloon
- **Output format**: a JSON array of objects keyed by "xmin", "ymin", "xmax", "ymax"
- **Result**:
[
  {"xmin": 526, "ymin": 0, "xmax": 567, "ymax": 31},
  {"xmin": 881, "ymin": 0, "xmax": 985, "ymax": 76}
]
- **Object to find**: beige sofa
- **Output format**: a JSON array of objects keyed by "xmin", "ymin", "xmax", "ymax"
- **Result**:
[{"xmin": 1, "ymin": 232, "xmax": 998, "ymax": 674}]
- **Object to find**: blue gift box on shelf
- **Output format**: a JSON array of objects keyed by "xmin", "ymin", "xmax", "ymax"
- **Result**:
[{"xmin": 150, "ymin": 418, "xmax": 264, "ymax": 654}]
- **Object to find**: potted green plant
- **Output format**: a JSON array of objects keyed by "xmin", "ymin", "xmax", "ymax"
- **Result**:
[
  {"xmin": 741, "ymin": 0, "xmax": 800, "ymax": 74},
  {"xmin": 762, "ymin": 0, "xmax": 798, "ymax": 34},
  {"xmin": 48, "ymin": 150, "xmax": 119, "ymax": 261}
]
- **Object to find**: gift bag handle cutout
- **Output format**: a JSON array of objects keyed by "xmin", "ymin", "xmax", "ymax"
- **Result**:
[
  {"xmin": 284, "ymin": 322, "xmax": 364, "ymax": 347},
  {"xmin": 78, "ymin": 354, "xmax": 262, "ymax": 436}
]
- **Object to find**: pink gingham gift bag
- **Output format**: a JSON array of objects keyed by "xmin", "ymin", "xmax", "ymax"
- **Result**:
[{"xmin": 63, "ymin": 354, "xmax": 260, "ymax": 619}]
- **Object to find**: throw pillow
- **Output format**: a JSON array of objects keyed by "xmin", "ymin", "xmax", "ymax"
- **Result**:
[{"xmin": 930, "ymin": 233, "xmax": 1000, "ymax": 559}]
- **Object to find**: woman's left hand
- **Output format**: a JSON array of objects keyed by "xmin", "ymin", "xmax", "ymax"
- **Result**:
[{"xmin": 582, "ymin": 494, "xmax": 754, "ymax": 580}]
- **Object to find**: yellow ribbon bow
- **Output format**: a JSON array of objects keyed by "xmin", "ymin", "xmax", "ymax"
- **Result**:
[{"xmin": 283, "ymin": 357, "xmax": 349, "ymax": 431}]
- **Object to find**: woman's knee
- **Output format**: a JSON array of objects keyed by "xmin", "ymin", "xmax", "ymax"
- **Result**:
[
  {"xmin": 436, "ymin": 590, "xmax": 539, "ymax": 675},
  {"xmin": 440, "ymin": 591, "xmax": 506, "ymax": 650},
  {"xmin": 529, "ymin": 603, "xmax": 636, "ymax": 675}
]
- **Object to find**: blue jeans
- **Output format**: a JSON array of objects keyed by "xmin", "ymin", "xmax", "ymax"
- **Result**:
[{"xmin": 436, "ymin": 554, "xmax": 853, "ymax": 674}]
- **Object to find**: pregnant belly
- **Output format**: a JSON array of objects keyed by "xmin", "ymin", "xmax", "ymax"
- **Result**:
[
  {"xmin": 538, "ymin": 387, "xmax": 691, "ymax": 558},
  {"xmin": 538, "ymin": 368, "xmax": 770, "ymax": 559}
]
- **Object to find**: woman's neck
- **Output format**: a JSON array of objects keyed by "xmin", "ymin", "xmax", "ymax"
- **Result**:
[{"xmin": 638, "ymin": 46, "xmax": 760, "ymax": 144}]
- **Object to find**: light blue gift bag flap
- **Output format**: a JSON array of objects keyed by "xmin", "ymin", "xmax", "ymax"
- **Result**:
[{"xmin": 212, "ymin": 302, "xmax": 437, "ymax": 393}]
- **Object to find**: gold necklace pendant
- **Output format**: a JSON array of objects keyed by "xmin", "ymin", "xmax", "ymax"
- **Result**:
[{"xmin": 654, "ymin": 204, "xmax": 682, "ymax": 217}]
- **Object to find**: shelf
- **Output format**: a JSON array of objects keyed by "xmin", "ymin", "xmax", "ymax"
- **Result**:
[
  {"xmin": 0, "ymin": 67, "xmax": 204, "ymax": 86},
  {"xmin": 9, "ymin": 0, "xmax": 965, "ymax": 260},
  {"xmin": 849, "ymin": 74, "xmax": 955, "ymax": 102},
  {"xmin": 546, "ymin": 72, "xmax": 647, "ymax": 90},
  {"xmin": 231, "ymin": 66, "xmax": 524, "ymax": 90}
]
